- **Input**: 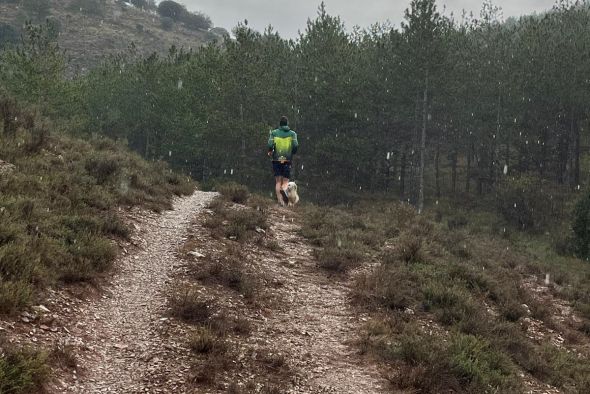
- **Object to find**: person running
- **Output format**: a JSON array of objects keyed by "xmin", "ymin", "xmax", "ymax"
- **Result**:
[{"xmin": 267, "ymin": 116, "xmax": 298, "ymax": 206}]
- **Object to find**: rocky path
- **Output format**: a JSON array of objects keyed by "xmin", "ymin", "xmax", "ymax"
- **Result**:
[
  {"xmin": 36, "ymin": 191, "xmax": 388, "ymax": 393},
  {"xmin": 239, "ymin": 209, "xmax": 388, "ymax": 393},
  {"xmin": 55, "ymin": 191, "xmax": 216, "ymax": 393}
]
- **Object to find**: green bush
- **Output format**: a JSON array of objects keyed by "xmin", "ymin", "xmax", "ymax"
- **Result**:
[
  {"xmin": 182, "ymin": 12, "xmax": 212, "ymax": 31},
  {"xmin": 448, "ymin": 334, "xmax": 516, "ymax": 391},
  {"xmin": 0, "ymin": 100, "xmax": 193, "ymax": 315},
  {"xmin": 573, "ymin": 190, "xmax": 590, "ymax": 259},
  {"xmin": 0, "ymin": 341, "xmax": 48, "ymax": 394},
  {"xmin": 157, "ymin": 0, "xmax": 186, "ymax": 20},
  {"xmin": 496, "ymin": 176, "xmax": 557, "ymax": 232}
]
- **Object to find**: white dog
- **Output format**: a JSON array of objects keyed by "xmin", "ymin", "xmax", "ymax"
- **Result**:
[{"xmin": 287, "ymin": 181, "xmax": 300, "ymax": 206}]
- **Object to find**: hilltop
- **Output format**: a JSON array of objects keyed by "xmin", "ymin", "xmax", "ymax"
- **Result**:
[{"xmin": 0, "ymin": 0, "xmax": 227, "ymax": 71}]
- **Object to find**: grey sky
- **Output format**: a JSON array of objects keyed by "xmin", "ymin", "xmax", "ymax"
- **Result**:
[{"xmin": 182, "ymin": 0, "xmax": 556, "ymax": 38}]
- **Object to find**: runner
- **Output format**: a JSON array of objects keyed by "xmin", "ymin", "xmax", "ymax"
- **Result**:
[{"xmin": 267, "ymin": 116, "xmax": 299, "ymax": 206}]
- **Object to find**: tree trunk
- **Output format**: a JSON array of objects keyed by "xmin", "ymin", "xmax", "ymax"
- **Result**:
[
  {"xmin": 450, "ymin": 150, "xmax": 457, "ymax": 195},
  {"xmin": 418, "ymin": 72, "xmax": 428, "ymax": 214},
  {"xmin": 491, "ymin": 93, "xmax": 501, "ymax": 187},
  {"xmin": 435, "ymin": 138, "xmax": 441, "ymax": 199},
  {"xmin": 400, "ymin": 147, "xmax": 406, "ymax": 201},
  {"xmin": 466, "ymin": 141, "xmax": 472, "ymax": 193},
  {"xmin": 573, "ymin": 114, "xmax": 580, "ymax": 188}
]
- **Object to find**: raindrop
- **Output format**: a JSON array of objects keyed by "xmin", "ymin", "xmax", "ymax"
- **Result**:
[
  {"xmin": 514, "ymin": 203, "xmax": 517, "ymax": 208},
  {"xmin": 177, "ymin": 79, "xmax": 183, "ymax": 90},
  {"xmin": 301, "ymin": 164, "xmax": 304, "ymax": 170},
  {"xmin": 386, "ymin": 152, "xmax": 391, "ymax": 160},
  {"xmin": 168, "ymin": 151, "xmax": 172, "ymax": 157},
  {"xmin": 577, "ymin": 185, "xmax": 581, "ymax": 190},
  {"xmin": 354, "ymin": 112, "xmax": 358, "ymax": 119},
  {"xmin": 503, "ymin": 165, "xmax": 508, "ymax": 175},
  {"xmin": 231, "ymin": 169, "xmax": 234, "ymax": 175},
  {"xmin": 224, "ymin": 169, "xmax": 227, "ymax": 175}
]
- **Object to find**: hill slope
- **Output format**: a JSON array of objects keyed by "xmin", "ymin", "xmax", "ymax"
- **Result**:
[{"xmin": 0, "ymin": 0, "xmax": 221, "ymax": 71}]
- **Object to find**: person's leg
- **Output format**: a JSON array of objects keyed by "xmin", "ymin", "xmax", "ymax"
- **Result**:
[
  {"xmin": 275, "ymin": 176, "xmax": 284, "ymax": 205},
  {"xmin": 281, "ymin": 178, "xmax": 290, "ymax": 194},
  {"xmin": 279, "ymin": 163, "xmax": 291, "ymax": 204}
]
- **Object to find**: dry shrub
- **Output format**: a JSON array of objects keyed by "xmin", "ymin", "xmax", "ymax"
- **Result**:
[
  {"xmin": 315, "ymin": 246, "xmax": 364, "ymax": 273},
  {"xmin": 168, "ymin": 285, "xmax": 212, "ymax": 324},
  {"xmin": 354, "ymin": 266, "xmax": 420, "ymax": 310},
  {"xmin": 192, "ymin": 246, "xmax": 260, "ymax": 300},
  {"xmin": 188, "ymin": 326, "xmax": 226, "ymax": 355},
  {"xmin": 217, "ymin": 182, "xmax": 250, "ymax": 204}
]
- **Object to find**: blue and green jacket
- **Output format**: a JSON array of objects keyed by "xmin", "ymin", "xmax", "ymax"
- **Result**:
[{"xmin": 268, "ymin": 126, "xmax": 298, "ymax": 162}]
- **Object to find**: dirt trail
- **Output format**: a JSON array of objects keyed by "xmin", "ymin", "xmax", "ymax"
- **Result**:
[
  {"xmin": 55, "ymin": 191, "xmax": 216, "ymax": 393},
  {"xmin": 241, "ymin": 209, "xmax": 388, "ymax": 393},
  {"xmin": 42, "ymin": 192, "xmax": 387, "ymax": 393}
]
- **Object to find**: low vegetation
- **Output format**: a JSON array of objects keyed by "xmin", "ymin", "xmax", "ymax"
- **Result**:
[
  {"xmin": 302, "ymin": 200, "xmax": 590, "ymax": 392},
  {"xmin": 190, "ymin": 245, "xmax": 261, "ymax": 301},
  {"xmin": 0, "ymin": 100, "xmax": 194, "ymax": 316},
  {"xmin": 203, "ymin": 184, "xmax": 270, "ymax": 242},
  {"xmin": 0, "ymin": 336, "xmax": 48, "ymax": 394}
]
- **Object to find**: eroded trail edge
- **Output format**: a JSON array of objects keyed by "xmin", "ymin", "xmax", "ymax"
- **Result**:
[{"xmin": 56, "ymin": 191, "xmax": 216, "ymax": 393}]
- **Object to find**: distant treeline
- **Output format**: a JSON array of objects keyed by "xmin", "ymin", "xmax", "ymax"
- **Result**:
[{"xmin": 1, "ymin": 0, "xmax": 590, "ymax": 209}]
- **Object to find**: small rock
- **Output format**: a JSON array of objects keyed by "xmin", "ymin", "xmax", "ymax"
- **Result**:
[
  {"xmin": 188, "ymin": 251, "xmax": 205, "ymax": 258},
  {"xmin": 33, "ymin": 305, "xmax": 50, "ymax": 313},
  {"xmin": 255, "ymin": 226, "xmax": 266, "ymax": 234}
]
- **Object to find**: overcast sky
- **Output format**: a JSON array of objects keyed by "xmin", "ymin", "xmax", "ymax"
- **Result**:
[{"xmin": 182, "ymin": 0, "xmax": 556, "ymax": 38}]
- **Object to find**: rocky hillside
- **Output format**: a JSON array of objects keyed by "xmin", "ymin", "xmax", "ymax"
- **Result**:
[{"xmin": 0, "ymin": 0, "xmax": 224, "ymax": 72}]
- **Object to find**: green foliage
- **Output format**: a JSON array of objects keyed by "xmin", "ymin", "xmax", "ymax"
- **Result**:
[
  {"xmin": 157, "ymin": 0, "xmax": 186, "ymax": 21},
  {"xmin": 447, "ymin": 334, "xmax": 515, "ymax": 391},
  {"xmin": 182, "ymin": 11, "xmax": 212, "ymax": 31},
  {"xmin": 0, "ymin": 340, "xmax": 48, "ymax": 394},
  {"xmin": 496, "ymin": 176, "xmax": 560, "ymax": 232},
  {"xmin": 0, "ymin": 99, "xmax": 194, "ymax": 315},
  {"xmin": 1, "ymin": 0, "xmax": 590, "ymax": 209}
]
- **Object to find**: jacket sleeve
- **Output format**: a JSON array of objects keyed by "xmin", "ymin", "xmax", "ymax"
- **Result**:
[
  {"xmin": 267, "ymin": 130, "xmax": 274, "ymax": 151},
  {"xmin": 292, "ymin": 131, "xmax": 299, "ymax": 155}
]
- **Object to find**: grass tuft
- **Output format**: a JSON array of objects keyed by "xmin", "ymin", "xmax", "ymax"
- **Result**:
[{"xmin": 168, "ymin": 286, "xmax": 212, "ymax": 324}]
